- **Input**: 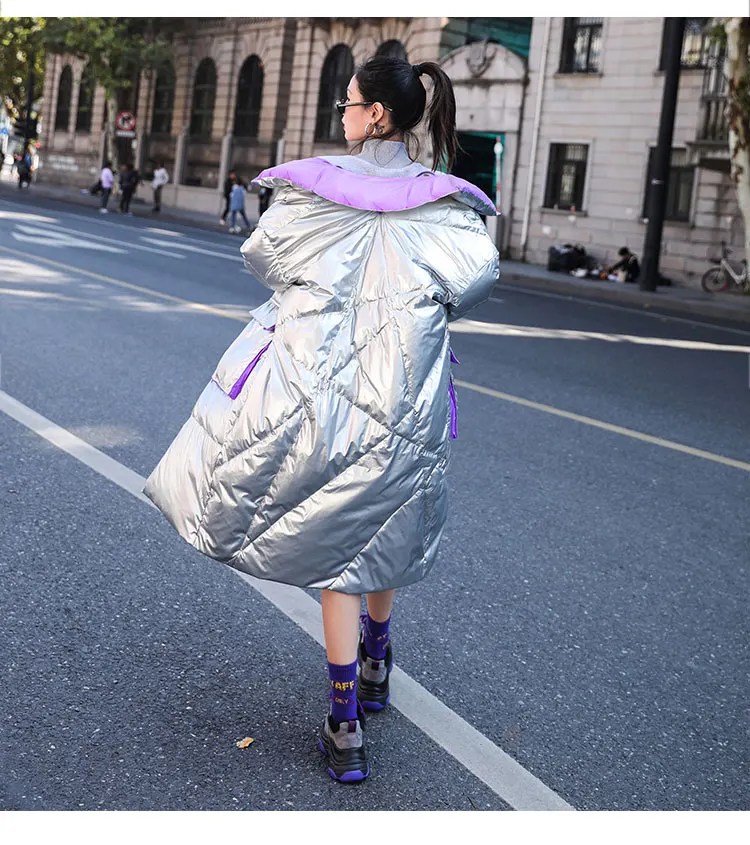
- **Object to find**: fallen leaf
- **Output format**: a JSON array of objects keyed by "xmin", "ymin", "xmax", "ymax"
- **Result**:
[{"xmin": 235, "ymin": 737, "xmax": 255, "ymax": 749}]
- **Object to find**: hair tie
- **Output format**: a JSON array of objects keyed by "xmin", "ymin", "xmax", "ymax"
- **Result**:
[{"xmin": 412, "ymin": 63, "xmax": 423, "ymax": 76}]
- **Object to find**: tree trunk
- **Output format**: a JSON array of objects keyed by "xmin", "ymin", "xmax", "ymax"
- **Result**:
[
  {"xmin": 106, "ymin": 95, "xmax": 119, "ymax": 173},
  {"xmin": 725, "ymin": 17, "xmax": 750, "ymax": 290}
]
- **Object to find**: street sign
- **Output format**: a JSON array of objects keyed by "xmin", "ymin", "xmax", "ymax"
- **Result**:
[
  {"xmin": 116, "ymin": 111, "xmax": 136, "ymax": 132},
  {"xmin": 0, "ymin": 127, "xmax": 8, "ymax": 137},
  {"xmin": 115, "ymin": 111, "xmax": 137, "ymax": 138}
]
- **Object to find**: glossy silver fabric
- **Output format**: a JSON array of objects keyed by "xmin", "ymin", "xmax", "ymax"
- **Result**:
[{"xmin": 143, "ymin": 160, "xmax": 499, "ymax": 594}]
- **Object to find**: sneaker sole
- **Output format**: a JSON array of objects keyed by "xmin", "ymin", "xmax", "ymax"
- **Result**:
[{"xmin": 317, "ymin": 738, "xmax": 369, "ymax": 783}]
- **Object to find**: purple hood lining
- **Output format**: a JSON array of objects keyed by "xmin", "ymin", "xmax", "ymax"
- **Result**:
[{"xmin": 252, "ymin": 158, "xmax": 498, "ymax": 217}]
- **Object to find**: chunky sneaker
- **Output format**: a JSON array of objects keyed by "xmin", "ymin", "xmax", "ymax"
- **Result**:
[
  {"xmin": 318, "ymin": 705, "xmax": 369, "ymax": 783},
  {"xmin": 356, "ymin": 626, "xmax": 393, "ymax": 712}
]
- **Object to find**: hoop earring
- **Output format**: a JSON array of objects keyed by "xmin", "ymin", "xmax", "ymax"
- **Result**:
[{"xmin": 365, "ymin": 122, "xmax": 375, "ymax": 137}]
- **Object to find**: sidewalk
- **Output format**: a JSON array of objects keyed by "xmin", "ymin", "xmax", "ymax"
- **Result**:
[
  {"xmin": 499, "ymin": 259, "xmax": 750, "ymax": 328},
  {"xmin": 7, "ymin": 178, "xmax": 750, "ymax": 328}
]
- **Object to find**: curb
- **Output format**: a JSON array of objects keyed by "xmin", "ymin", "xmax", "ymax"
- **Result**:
[{"xmin": 497, "ymin": 268, "xmax": 750, "ymax": 328}]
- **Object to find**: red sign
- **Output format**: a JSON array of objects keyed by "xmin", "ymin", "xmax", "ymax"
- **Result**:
[{"xmin": 116, "ymin": 111, "xmax": 136, "ymax": 132}]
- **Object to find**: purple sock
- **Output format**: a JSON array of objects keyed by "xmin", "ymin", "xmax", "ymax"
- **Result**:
[
  {"xmin": 363, "ymin": 613, "xmax": 390, "ymax": 660},
  {"xmin": 328, "ymin": 659, "xmax": 358, "ymax": 723}
]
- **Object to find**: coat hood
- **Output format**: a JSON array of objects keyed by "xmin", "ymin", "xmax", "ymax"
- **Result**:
[{"xmin": 252, "ymin": 158, "xmax": 498, "ymax": 217}]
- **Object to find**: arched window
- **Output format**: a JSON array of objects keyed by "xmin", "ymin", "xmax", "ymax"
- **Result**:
[
  {"xmin": 151, "ymin": 63, "xmax": 175, "ymax": 135},
  {"xmin": 233, "ymin": 55, "xmax": 264, "ymax": 139},
  {"xmin": 375, "ymin": 40, "xmax": 408, "ymax": 61},
  {"xmin": 189, "ymin": 58, "xmax": 217, "ymax": 138},
  {"xmin": 55, "ymin": 65, "xmax": 73, "ymax": 131},
  {"xmin": 75, "ymin": 64, "xmax": 94, "ymax": 133},
  {"xmin": 314, "ymin": 44, "xmax": 353, "ymax": 143}
]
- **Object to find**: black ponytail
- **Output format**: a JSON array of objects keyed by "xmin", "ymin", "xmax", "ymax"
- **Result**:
[
  {"xmin": 412, "ymin": 62, "xmax": 458, "ymax": 172},
  {"xmin": 355, "ymin": 56, "xmax": 459, "ymax": 172}
]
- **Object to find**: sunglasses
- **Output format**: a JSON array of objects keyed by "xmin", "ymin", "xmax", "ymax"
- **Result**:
[{"xmin": 335, "ymin": 99, "xmax": 393, "ymax": 117}]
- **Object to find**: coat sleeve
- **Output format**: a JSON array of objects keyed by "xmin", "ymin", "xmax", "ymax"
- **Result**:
[
  {"xmin": 240, "ymin": 187, "xmax": 307, "ymax": 292},
  {"xmin": 415, "ymin": 205, "xmax": 500, "ymax": 322}
]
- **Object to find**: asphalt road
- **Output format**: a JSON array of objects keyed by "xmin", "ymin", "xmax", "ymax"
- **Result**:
[{"xmin": 1, "ymin": 189, "xmax": 748, "ymax": 811}]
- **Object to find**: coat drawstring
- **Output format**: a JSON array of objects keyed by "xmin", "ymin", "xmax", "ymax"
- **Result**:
[{"xmin": 449, "ymin": 348, "xmax": 460, "ymax": 439}]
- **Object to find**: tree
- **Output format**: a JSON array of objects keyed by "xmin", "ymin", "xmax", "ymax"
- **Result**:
[
  {"xmin": 42, "ymin": 18, "xmax": 176, "ymax": 171},
  {"xmin": 0, "ymin": 18, "xmax": 46, "ymax": 120},
  {"xmin": 712, "ymin": 18, "xmax": 750, "ymax": 289}
]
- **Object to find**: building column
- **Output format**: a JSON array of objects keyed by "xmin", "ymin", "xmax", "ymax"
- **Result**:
[
  {"xmin": 135, "ymin": 70, "xmax": 153, "ymax": 172},
  {"xmin": 498, "ymin": 130, "xmax": 519, "ymax": 254},
  {"xmin": 218, "ymin": 132, "xmax": 234, "ymax": 196},
  {"xmin": 173, "ymin": 125, "xmax": 189, "ymax": 185}
]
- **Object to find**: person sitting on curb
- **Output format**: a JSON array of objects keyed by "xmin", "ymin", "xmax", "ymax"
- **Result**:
[{"xmin": 607, "ymin": 246, "xmax": 640, "ymax": 283}]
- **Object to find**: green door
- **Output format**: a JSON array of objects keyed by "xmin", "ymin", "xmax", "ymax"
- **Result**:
[{"xmin": 451, "ymin": 131, "xmax": 503, "ymax": 207}]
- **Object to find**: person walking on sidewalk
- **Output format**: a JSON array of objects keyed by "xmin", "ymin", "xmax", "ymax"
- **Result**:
[
  {"xmin": 151, "ymin": 161, "xmax": 169, "ymax": 213},
  {"xmin": 118, "ymin": 162, "xmax": 138, "ymax": 215},
  {"xmin": 142, "ymin": 56, "xmax": 499, "ymax": 784},
  {"xmin": 99, "ymin": 161, "xmax": 114, "ymax": 213},
  {"xmin": 228, "ymin": 175, "xmax": 251, "ymax": 233},
  {"xmin": 219, "ymin": 169, "xmax": 236, "ymax": 225}
]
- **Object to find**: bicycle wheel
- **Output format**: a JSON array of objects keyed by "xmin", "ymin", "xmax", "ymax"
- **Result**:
[{"xmin": 701, "ymin": 266, "xmax": 730, "ymax": 293}]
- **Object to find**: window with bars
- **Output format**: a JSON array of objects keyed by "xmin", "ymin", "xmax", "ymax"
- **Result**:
[
  {"xmin": 659, "ymin": 18, "xmax": 711, "ymax": 69},
  {"xmin": 151, "ymin": 64, "xmax": 175, "ymax": 136},
  {"xmin": 75, "ymin": 64, "xmax": 94, "ymax": 133},
  {"xmin": 234, "ymin": 56, "xmax": 264, "ymax": 139},
  {"xmin": 190, "ymin": 58, "xmax": 217, "ymax": 138},
  {"xmin": 55, "ymin": 65, "xmax": 73, "ymax": 131},
  {"xmin": 559, "ymin": 18, "xmax": 603, "ymax": 73},
  {"xmin": 314, "ymin": 45, "xmax": 354, "ymax": 143},
  {"xmin": 641, "ymin": 148, "xmax": 694, "ymax": 222},
  {"xmin": 543, "ymin": 143, "xmax": 589, "ymax": 211}
]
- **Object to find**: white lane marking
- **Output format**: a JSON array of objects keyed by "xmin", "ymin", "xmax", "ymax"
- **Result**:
[
  {"xmin": 0, "ymin": 245, "xmax": 248, "ymax": 321},
  {"xmin": 0, "ymin": 391, "xmax": 155, "ymax": 509},
  {"xmin": 146, "ymin": 227, "xmax": 183, "ymax": 237},
  {"xmin": 0, "ymin": 196, "xmax": 236, "ymax": 253},
  {"xmin": 491, "ymin": 285, "xmax": 750, "ymax": 339},
  {"xmin": 0, "ymin": 388, "xmax": 574, "ymax": 812},
  {"xmin": 141, "ymin": 237, "xmax": 242, "ymax": 261},
  {"xmin": 455, "ymin": 378, "xmax": 750, "ymax": 473},
  {"xmin": 12, "ymin": 224, "xmax": 126, "ymax": 254},
  {"xmin": 9, "ymin": 220, "xmax": 185, "ymax": 260}
]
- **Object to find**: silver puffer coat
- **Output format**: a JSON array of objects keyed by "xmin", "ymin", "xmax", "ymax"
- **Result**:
[{"xmin": 143, "ymin": 142, "xmax": 500, "ymax": 593}]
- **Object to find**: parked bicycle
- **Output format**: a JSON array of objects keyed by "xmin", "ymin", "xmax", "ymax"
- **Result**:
[{"xmin": 701, "ymin": 241, "xmax": 749, "ymax": 293}]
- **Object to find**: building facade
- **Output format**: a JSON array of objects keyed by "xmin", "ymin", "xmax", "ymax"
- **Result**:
[
  {"xmin": 509, "ymin": 17, "xmax": 737, "ymax": 286},
  {"xmin": 38, "ymin": 17, "xmax": 738, "ymax": 287}
]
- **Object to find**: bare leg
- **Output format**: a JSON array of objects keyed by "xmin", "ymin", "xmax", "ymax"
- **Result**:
[
  {"xmin": 366, "ymin": 589, "xmax": 395, "ymax": 623},
  {"xmin": 320, "ymin": 590, "xmax": 361, "ymax": 665}
]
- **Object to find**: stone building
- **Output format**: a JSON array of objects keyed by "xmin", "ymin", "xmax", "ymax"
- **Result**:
[
  {"xmin": 509, "ymin": 17, "xmax": 737, "ymax": 285},
  {"xmin": 38, "ymin": 17, "xmax": 738, "ymax": 286}
]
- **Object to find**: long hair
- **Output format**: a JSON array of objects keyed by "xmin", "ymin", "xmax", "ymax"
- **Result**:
[{"xmin": 353, "ymin": 56, "xmax": 459, "ymax": 171}]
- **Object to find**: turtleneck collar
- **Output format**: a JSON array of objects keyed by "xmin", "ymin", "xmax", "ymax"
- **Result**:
[{"xmin": 357, "ymin": 139, "xmax": 414, "ymax": 170}]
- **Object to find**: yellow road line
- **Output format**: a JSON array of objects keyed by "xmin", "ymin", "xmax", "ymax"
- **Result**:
[
  {"xmin": 4, "ymin": 244, "xmax": 746, "ymax": 473},
  {"xmin": 455, "ymin": 379, "xmax": 750, "ymax": 473},
  {"xmin": 0, "ymin": 244, "xmax": 248, "ymax": 323}
]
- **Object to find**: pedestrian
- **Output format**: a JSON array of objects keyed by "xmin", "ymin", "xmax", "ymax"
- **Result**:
[
  {"xmin": 143, "ymin": 56, "xmax": 499, "ymax": 784},
  {"xmin": 16, "ymin": 147, "xmax": 33, "ymax": 189},
  {"xmin": 219, "ymin": 169, "xmax": 236, "ymax": 225},
  {"xmin": 228, "ymin": 175, "xmax": 251, "ymax": 233},
  {"xmin": 257, "ymin": 184, "xmax": 271, "ymax": 217},
  {"xmin": 99, "ymin": 160, "xmax": 114, "ymax": 213},
  {"xmin": 118, "ymin": 162, "xmax": 138, "ymax": 215},
  {"xmin": 151, "ymin": 160, "xmax": 169, "ymax": 213},
  {"xmin": 606, "ymin": 246, "xmax": 640, "ymax": 283}
]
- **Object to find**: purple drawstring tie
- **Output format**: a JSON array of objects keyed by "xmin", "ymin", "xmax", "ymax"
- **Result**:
[
  {"xmin": 228, "ymin": 325, "xmax": 275, "ymax": 400},
  {"xmin": 449, "ymin": 347, "xmax": 459, "ymax": 439}
]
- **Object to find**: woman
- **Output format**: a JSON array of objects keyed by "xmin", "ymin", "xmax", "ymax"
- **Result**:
[
  {"xmin": 143, "ymin": 56, "xmax": 499, "ymax": 783},
  {"xmin": 228, "ymin": 175, "xmax": 251, "ymax": 234}
]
